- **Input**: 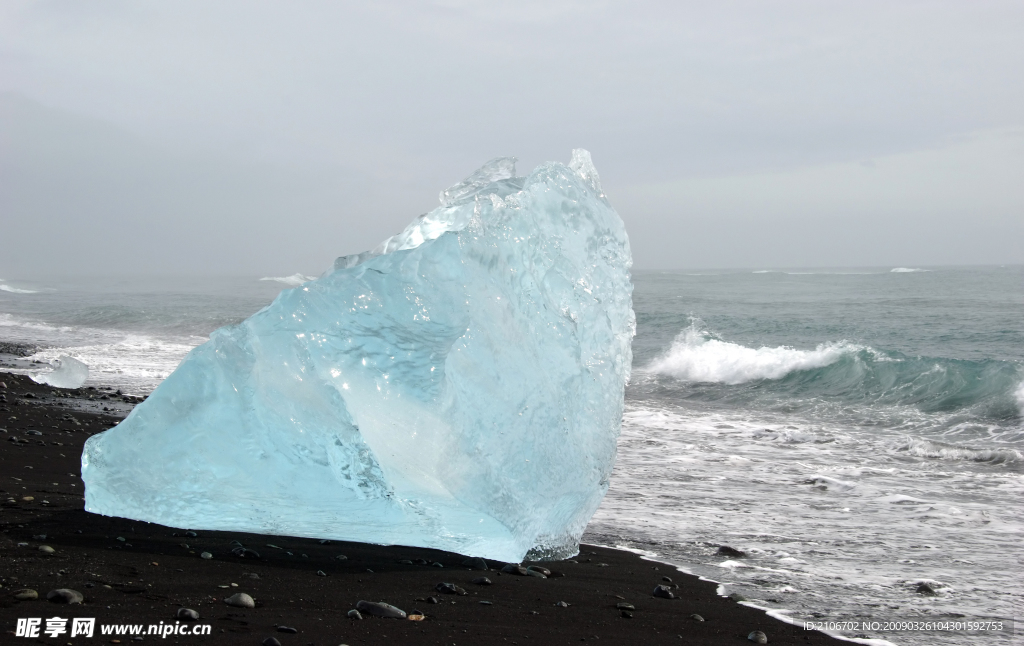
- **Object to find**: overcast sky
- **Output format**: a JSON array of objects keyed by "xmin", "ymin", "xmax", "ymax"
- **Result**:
[{"xmin": 1, "ymin": 0, "xmax": 1022, "ymax": 276}]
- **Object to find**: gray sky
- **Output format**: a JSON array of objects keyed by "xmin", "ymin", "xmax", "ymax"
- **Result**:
[{"xmin": 1, "ymin": 0, "xmax": 1022, "ymax": 275}]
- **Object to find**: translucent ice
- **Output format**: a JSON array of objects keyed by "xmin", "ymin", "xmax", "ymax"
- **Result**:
[
  {"xmin": 32, "ymin": 355, "xmax": 89, "ymax": 389},
  {"xmin": 82, "ymin": 150, "xmax": 634, "ymax": 562}
]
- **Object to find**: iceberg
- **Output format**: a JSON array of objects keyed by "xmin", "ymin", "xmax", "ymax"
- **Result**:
[
  {"xmin": 82, "ymin": 150, "xmax": 634, "ymax": 562},
  {"xmin": 32, "ymin": 355, "xmax": 89, "ymax": 389}
]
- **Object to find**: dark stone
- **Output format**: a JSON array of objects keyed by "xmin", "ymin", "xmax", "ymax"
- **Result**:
[
  {"xmin": 435, "ymin": 582, "xmax": 467, "ymax": 595},
  {"xmin": 316, "ymin": 570, "xmax": 326, "ymax": 577},
  {"xmin": 431, "ymin": 561, "xmax": 444, "ymax": 568},
  {"xmin": 426, "ymin": 596, "xmax": 439, "ymax": 604},
  {"xmin": 413, "ymin": 558, "xmax": 429, "ymax": 565},
  {"xmin": 263, "ymin": 639, "xmax": 283, "ymax": 646},
  {"xmin": 729, "ymin": 592, "xmax": 748, "ymax": 602},
  {"xmin": 176, "ymin": 608, "xmax": 199, "ymax": 620},
  {"xmin": 231, "ymin": 547, "xmax": 261, "ymax": 559},
  {"xmin": 471, "ymin": 577, "xmax": 492, "ymax": 585},
  {"xmin": 398, "ymin": 559, "xmax": 414, "ymax": 565},
  {"xmin": 501, "ymin": 564, "xmax": 529, "ymax": 576},
  {"xmin": 355, "ymin": 600, "xmax": 406, "ymax": 618},
  {"xmin": 689, "ymin": 614, "xmax": 705, "ymax": 621},
  {"xmin": 461, "ymin": 557, "xmax": 489, "ymax": 570},
  {"xmin": 555, "ymin": 600, "xmax": 569, "ymax": 607},
  {"xmin": 480, "ymin": 600, "xmax": 493, "ymax": 605},
  {"xmin": 346, "ymin": 610, "xmax": 362, "ymax": 620},
  {"xmin": 661, "ymin": 576, "xmax": 673, "ymax": 583},
  {"xmin": 46, "ymin": 589, "xmax": 83, "ymax": 604},
  {"xmin": 717, "ymin": 545, "xmax": 746, "ymax": 557},
  {"xmin": 620, "ymin": 610, "xmax": 633, "ymax": 618},
  {"xmin": 916, "ymin": 582, "xmax": 938, "ymax": 595},
  {"xmin": 652, "ymin": 585, "xmax": 675, "ymax": 599},
  {"xmin": 184, "ymin": 530, "xmax": 197, "ymax": 537},
  {"xmin": 525, "ymin": 568, "xmax": 547, "ymax": 579},
  {"xmin": 615, "ymin": 602, "xmax": 635, "ymax": 610},
  {"xmin": 526, "ymin": 565, "xmax": 551, "ymax": 576},
  {"xmin": 748, "ymin": 630, "xmax": 768, "ymax": 644},
  {"xmin": 276, "ymin": 626, "xmax": 298, "ymax": 634}
]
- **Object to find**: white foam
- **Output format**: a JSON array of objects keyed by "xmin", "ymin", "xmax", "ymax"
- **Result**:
[
  {"xmin": 890, "ymin": 267, "xmax": 930, "ymax": 273},
  {"xmin": 259, "ymin": 273, "xmax": 316, "ymax": 286},
  {"xmin": 646, "ymin": 322, "xmax": 860, "ymax": 384}
]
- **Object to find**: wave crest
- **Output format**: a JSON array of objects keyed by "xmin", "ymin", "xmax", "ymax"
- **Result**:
[
  {"xmin": 646, "ymin": 322, "xmax": 861, "ymax": 384},
  {"xmin": 890, "ymin": 267, "xmax": 930, "ymax": 273},
  {"xmin": 259, "ymin": 273, "xmax": 316, "ymax": 286}
]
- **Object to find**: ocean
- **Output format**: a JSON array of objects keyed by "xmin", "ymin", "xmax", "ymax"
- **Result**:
[{"xmin": 2, "ymin": 266, "xmax": 1022, "ymax": 645}]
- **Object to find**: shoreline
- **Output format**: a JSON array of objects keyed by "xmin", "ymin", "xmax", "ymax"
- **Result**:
[{"xmin": 0, "ymin": 372, "xmax": 845, "ymax": 645}]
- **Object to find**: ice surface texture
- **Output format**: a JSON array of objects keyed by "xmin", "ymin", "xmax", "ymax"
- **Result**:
[
  {"xmin": 82, "ymin": 150, "xmax": 634, "ymax": 561},
  {"xmin": 32, "ymin": 355, "xmax": 89, "ymax": 389}
]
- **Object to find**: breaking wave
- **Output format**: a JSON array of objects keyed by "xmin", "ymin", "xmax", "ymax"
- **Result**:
[
  {"xmin": 259, "ymin": 273, "xmax": 315, "ymax": 286},
  {"xmin": 646, "ymin": 322, "xmax": 860, "ymax": 384},
  {"xmin": 646, "ymin": 321, "xmax": 1024, "ymax": 418},
  {"xmin": 894, "ymin": 437, "xmax": 1022, "ymax": 464},
  {"xmin": 890, "ymin": 267, "xmax": 930, "ymax": 273},
  {"xmin": 0, "ymin": 279, "xmax": 39, "ymax": 294}
]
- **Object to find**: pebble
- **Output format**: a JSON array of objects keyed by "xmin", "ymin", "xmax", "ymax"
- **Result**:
[
  {"xmin": 355, "ymin": 600, "xmax": 406, "ymax": 618},
  {"xmin": 501, "ymin": 564, "xmax": 529, "ymax": 576},
  {"xmin": 425, "ymin": 596, "xmax": 439, "ymax": 604},
  {"xmin": 13, "ymin": 589, "xmax": 38, "ymax": 600},
  {"xmin": 398, "ymin": 559, "xmax": 414, "ymax": 565},
  {"xmin": 555, "ymin": 600, "xmax": 569, "ymax": 607},
  {"xmin": 689, "ymin": 614, "xmax": 705, "ymax": 621},
  {"xmin": 176, "ymin": 608, "xmax": 200, "ymax": 620},
  {"xmin": 729, "ymin": 592, "xmax": 748, "ymax": 602},
  {"xmin": 335, "ymin": 554, "xmax": 348, "ymax": 561},
  {"xmin": 346, "ymin": 609, "xmax": 362, "ymax": 620},
  {"xmin": 717, "ymin": 545, "xmax": 746, "ymax": 557},
  {"xmin": 916, "ymin": 582, "xmax": 938, "ymax": 595},
  {"xmin": 615, "ymin": 602, "xmax": 635, "ymax": 611},
  {"xmin": 46, "ymin": 589, "xmax": 84, "ymax": 604},
  {"xmin": 317, "ymin": 570, "xmax": 327, "ymax": 577},
  {"xmin": 431, "ymin": 561, "xmax": 444, "ymax": 568},
  {"xmin": 661, "ymin": 576, "xmax": 673, "ymax": 583},
  {"xmin": 527, "ymin": 565, "xmax": 551, "ymax": 576},
  {"xmin": 262, "ymin": 638, "xmax": 282, "ymax": 646},
  {"xmin": 200, "ymin": 552, "xmax": 213, "ymax": 559},
  {"xmin": 620, "ymin": 610, "xmax": 633, "ymax": 618},
  {"xmin": 461, "ymin": 557, "xmax": 489, "ymax": 570},
  {"xmin": 479, "ymin": 601, "xmax": 492, "ymax": 605},
  {"xmin": 231, "ymin": 546, "xmax": 261, "ymax": 559},
  {"xmin": 471, "ymin": 577, "xmax": 492, "ymax": 585},
  {"xmin": 38, "ymin": 545, "xmax": 55, "ymax": 554},
  {"xmin": 276, "ymin": 626, "xmax": 298, "ymax": 634},
  {"xmin": 223, "ymin": 592, "xmax": 255, "ymax": 608},
  {"xmin": 435, "ymin": 582, "xmax": 467, "ymax": 595},
  {"xmin": 748, "ymin": 630, "xmax": 768, "ymax": 644},
  {"xmin": 526, "ymin": 568, "xmax": 547, "ymax": 579},
  {"xmin": 652, "ymin": 585, "xmax": 675, "ymax": 599},
  {"xmin": 22, "ymin": 496, "xmax": 34, "ymax": 502}
]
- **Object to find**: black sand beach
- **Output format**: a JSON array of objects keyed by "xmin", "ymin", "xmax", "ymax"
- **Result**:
[{"xmin": 0, "ymin": 373, "xmax": 843, "ymax": 645}]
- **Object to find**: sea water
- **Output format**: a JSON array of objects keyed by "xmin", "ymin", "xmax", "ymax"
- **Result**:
[{"xmin": 2, "ymin": 266, "xmax": 1022, "ymax": 644}]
